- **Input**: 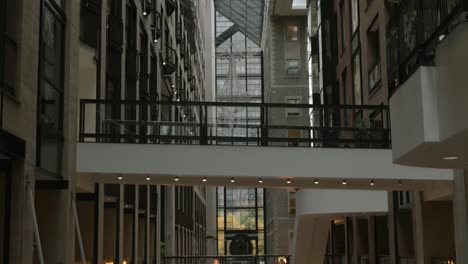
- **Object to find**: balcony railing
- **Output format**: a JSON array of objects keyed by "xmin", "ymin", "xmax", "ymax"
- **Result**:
[
  {"xmin": 162, "ymin": 46, "xmax": 177, "ymax": 75},
  {"xmin": 399, "ymin": 257, "xmax": 415, "ymax": 264},
  {"xmin": 378, "ymin": 255, "xmax": 391, "ymax": 264},
  {"xmin": 166, "ymin": 0, "xmax": 177, "ymax": 16},
  {"xmin": 163, "ymin": 255, "xmax": 291, "ymax": 264},
  {"xmin": 78, "ymin": 100, "xmax": 391, "ymax": 148},
  {"xmin": 386, "ymin": 0, "xmax": 464, "ymax": 95},
  {"xmin": 324, "ymin": 255, "xmax": 346, "ymax": 264},
  {"xmin": 432, "ymin": 257, "xmax": 456, "ymax": 264}
]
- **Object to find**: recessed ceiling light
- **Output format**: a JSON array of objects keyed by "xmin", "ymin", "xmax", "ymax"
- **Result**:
[
  {"xmin": 286, "ymin": 179, "xmax": 292, "ymax": 184},
  {"xmin": 230, "ymin": 177, "xmax": 235, "ymax": 183},
  {"xmin": 342, "ymin": 179, "xmax": 347, "ymax": 185},
  {"xmin": 370, "ymin": 180, "xmax": 375, "ymax": 186},
  {"xmin": 143, "ymin": 11, "xmax": 147, "ymax": 16},
  {"xmin": 154, "ymin": 39, "xmax": 158, "ymax": 43},
  {"xmin": 202, "ymin": 177, "xmax": 207, "ymax": 182},
  {"xmin": 118, "ymin": 176, "xmax": 123, "ymax": 180},
  {"xmin": 146, "ymin": 177, "xmax": 150, "ymax": 181},
  {"xmin": 163, "ymin": 61, "xmax": 166, "ymax": 65},
  {"xmin": 258, "ymin": 178, "xmax": 263, "ymax": 183},
  {"xmin": 174, "ymin": 176, "xmax": 179, "ymax": 182},
  {"xmin": 444, "ymin": 156, "xmax": 458, "ymax": 160},
  {"xmin": 314, "ymin": 179, "xmax": 319, "ymax": 185}
]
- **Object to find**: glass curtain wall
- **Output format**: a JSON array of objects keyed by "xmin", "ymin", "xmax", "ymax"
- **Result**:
[
  {"xmin": 217, "ymin": 187, "xmax": 265, "ymax": 255},
  {"xmin": 215, "ymin": 9, "xmax": 262, "ymax": 145}
]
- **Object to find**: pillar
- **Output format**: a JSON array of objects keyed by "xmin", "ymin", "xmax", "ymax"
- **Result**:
[{"xmin": 453, "ymin": 169, "xmax": 468, "ymax": 263}]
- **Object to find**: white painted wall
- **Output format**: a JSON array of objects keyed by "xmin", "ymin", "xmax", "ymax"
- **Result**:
[
  {"xmin": 76, "ymin": 143, "xmax": 453, "ymax": 180},
  {"xmin": 296, "ymin": 189, "xmax": 388, "ymax": 216},
  {"xmin": 390, "ymin": 24, "xmax": 468, "ymax": 165},
  {"xmin": 390, "ymin": 67, "xmax": 439, "ymax": 161},
  {"xmin": 434, "ymin": 24, "xmax": 468, "ymax": 141}
]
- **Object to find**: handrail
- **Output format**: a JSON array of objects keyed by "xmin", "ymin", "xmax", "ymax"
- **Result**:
[
  {"xmin": 78, "ymin": 99, "xmax": 391, "ymax": 148},
  {"xmin": 79, "ymin": 99, "xmax": 389, "ymax": 110}
]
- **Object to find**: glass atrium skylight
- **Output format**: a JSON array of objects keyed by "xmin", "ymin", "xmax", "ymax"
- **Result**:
[{"xmin": 215, "ymin": 0, "xmax": 265, "ymax": 46}]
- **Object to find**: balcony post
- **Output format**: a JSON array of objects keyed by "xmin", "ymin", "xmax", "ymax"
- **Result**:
[
  {"xmin": 261, "ymin": 105, "xmax": 268, "ymax": 146},
  {"xmin": 199, "ymin": 104, "xmax": 207, "ymax": 145},
  {"xmin": 453, "ymin": 170, "xmax": 468, "ymax": 264}
]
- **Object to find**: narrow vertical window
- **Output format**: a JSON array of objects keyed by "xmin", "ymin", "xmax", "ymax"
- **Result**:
[{"xmin": 287, "ymin": 23, "xmax": 299, "ymax": 41}]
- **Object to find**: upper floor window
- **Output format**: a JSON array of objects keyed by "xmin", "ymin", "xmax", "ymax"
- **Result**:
[
  {"xmin": 351, "ymin": 0, "xmax": 359, "ymax": 33},
  {"xmin": 37, "ymin": 1, "xmax": 65, "ymax": 176},
  {"xmin": 286, "ymin": 59, "xmax": 300, "ymax": 77},
  {"xmin": 339, "ymin": 1, "xmax": 346, "ymax": 53},
  {"xmin": 80, "ymin": 0, "xmax": 100, "ymax": 49},
  {"xmin": 1, "ymin": 0, "xmax": 19, "ymax": 98},
  {"xmin": 287, "ymin": 23, "xmax": 299, "ymax": 41}
]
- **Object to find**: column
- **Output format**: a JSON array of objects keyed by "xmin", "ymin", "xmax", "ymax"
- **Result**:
[{"xmin": 453, "ymin": 169, "xmax": 468, "ymax": 263}]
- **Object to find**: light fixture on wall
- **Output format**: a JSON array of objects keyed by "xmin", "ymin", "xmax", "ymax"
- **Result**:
[
  {"xmin": 202, "ymin": 177, "xmax": 207, "ymax": 182},
  {"xmin": 443, "ymin": 156, "xmax": 458, "ymax": 160},
  {"xmin": 314, "ymin": 179, "xmax": 319, "ymax": 185},
  {"xmin": 258, "ymin": 178, "xmax": 263, "ymax": 184},
  {"xmin": 230, "ymin": 177, "xmax": 235, "ymax": 183},
  {"xmin": 370, "ymin": 180, "xmax": 375, "ymax": 186},
  {"xmin": 174, "ymin": 176, "xmax": 179, "ymax": 182},
  {"xmin": 342, "ymin": 179, "xmax": 347, "ymax": 185},
  {"xmin": 286, "ymin": 179, "xmax": 292, "ymax": 184}
]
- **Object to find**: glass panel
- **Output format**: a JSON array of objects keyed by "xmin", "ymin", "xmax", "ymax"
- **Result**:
[
  {"xmin": 217, "ymin": 209, "xmax": 225, "ymax": 229},
  {"xmin": 38, "ymin": 4, "xmax": 64, "ymax": 175}
]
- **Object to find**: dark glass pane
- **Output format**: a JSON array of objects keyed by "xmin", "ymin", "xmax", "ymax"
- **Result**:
[{"xmin": 38, "ymin": 5, "xmax": 64, "ymax": 175}]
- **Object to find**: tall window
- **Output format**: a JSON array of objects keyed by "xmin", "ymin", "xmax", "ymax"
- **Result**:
[
  {"xmin": 1, "ymin": 0, "xmax": 19, "ymax": 97},
  {"xmin": 351, "ymin": 0, "xmax": 359, "ymax": 34},
  {"xmin": 37, "ymin": 1, "xmax": 65, "ymax": 175},
  {"xmin": 352, "ymin": 51, "xmax": 362, "ymax": 105},
  {"xmin": 286, "ymin": 23, "xmax": 299, "ymax": 41},
  {"xmin": 339, "ymin": 1, "xmax": 346, "ymax": 53},
  {"xmin": 367, "ymin": 20, "xmax": 381, "ymax": 94},
  {"xmin": 217, "ymin": 187, "xmax": 265, "ymax": 255},
  {"xmin": 215, "ymin": 12, "xmax": 263, "ymax": 145}
]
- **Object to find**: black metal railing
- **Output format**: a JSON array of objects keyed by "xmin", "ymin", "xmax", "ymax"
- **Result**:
[
  {"xmin": 78, "ymin": 100, "xmax": 391, "ymax": 148},
  {"xmin": 163, "ymin": 255, "xmax": 291, "ymax": 264},
  {"xmin": 386, "ymin": 0, "xmax": 464, "ymax": 95},
  {"xmin": 432, "ymin": 257, "xmax": 456, "ymax": 264},
  {"xmin": 378, "ymin": 255, "xmax": 391, "ymax": 264},
  {"xmin": 166, "ymin": 0, "xmax": 177, "ymax": 16},
  {"xmin": 324, "ymin": 254, "xmax": 346, "ymax": 264},
  {"xmin": 176, "ymin": 21, "xmax": 183, "ymax": 44},
  {"xmin": 399, "ymin": 257, "xmax": 415, "ymax": 264},
  {"xmin": 163, "ymin": 46, "xmax": 177, "ymax": 74}
]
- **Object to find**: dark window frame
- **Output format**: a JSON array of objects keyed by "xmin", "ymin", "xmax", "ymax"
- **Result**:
[{"xmin": 36, "ymin": 0, "xmax": 66, "ymax": 177}]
